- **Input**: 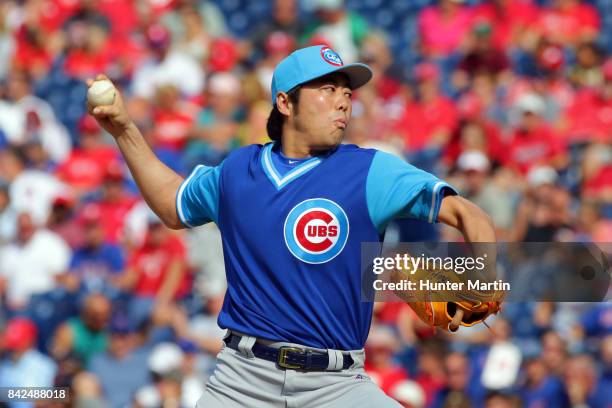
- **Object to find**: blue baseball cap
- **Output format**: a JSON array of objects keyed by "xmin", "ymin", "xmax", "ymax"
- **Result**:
[
  {"xmin": 109, "ymin": 314, "xmax": 136, "ymax": 335},
  {"xmin": 271, "ymin": 45, "xmax": 372, "ymax": 105}
]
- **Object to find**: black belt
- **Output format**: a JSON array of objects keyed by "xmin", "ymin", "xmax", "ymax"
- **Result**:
[{"xmin": 224, "ymin": 333, "xmax": 354, "ymax": 371}]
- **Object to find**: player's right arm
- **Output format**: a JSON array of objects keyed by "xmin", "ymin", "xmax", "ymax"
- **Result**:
[{"xmin": 87, "ymin": 75, "xmax": 185, "ymax": 229}]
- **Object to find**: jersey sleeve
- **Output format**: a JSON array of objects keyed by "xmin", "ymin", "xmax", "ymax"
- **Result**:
[
  {"xmin": 175, "ymin": 163, "xmax": 223, "ymax": 228},
  {"xmin": 366, "ymin": 151, "xmax": 458, "ymax": 231}
]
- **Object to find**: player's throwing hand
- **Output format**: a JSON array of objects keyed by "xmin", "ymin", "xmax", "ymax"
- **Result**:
[{"xmin": 86, "ymin": 74, "xmax": 133, "ymax": 138}]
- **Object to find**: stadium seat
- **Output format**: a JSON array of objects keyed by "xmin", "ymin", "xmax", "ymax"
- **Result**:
[{"xmin": 27, "ymin": 291, "xmax": 78, "ymax": 353}]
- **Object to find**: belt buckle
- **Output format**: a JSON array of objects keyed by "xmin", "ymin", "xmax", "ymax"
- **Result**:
[{"xmin": 278, "ymin": 347, "xmax": 304, "ymax": 370}]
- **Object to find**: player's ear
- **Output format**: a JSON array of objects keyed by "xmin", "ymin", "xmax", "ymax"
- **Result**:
[{"xmin": 276, "ymin": 92, "xmax": 292, "ymax": 117}]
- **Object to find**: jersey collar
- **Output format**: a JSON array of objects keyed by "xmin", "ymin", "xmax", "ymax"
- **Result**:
[{"xmin": 261, "ymin": 142, "xmax": 322, "ymax": 190}]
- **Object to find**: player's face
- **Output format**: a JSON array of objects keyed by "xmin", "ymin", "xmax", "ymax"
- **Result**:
[{"xmin": 293, "ymin": 73, "xmax": 352, "ymax": 150}]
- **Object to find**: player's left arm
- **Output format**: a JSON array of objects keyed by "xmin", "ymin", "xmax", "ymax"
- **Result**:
[
  {"xmin": 366, "ymin": 150, "xmax": 496, "ymax": 246},
  {"xmin": 437, "ymin": 195, "xmax": 496, "ymax": 243}
]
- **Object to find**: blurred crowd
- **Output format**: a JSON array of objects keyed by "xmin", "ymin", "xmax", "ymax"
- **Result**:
[{"xmin": 0, "ymin": 0, "xmax": 610, "ymax": 407}]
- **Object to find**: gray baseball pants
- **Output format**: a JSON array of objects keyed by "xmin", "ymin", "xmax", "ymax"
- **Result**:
[{"xmin": 195, "ymin": 334, "xmax": 402, "ymax": 408}]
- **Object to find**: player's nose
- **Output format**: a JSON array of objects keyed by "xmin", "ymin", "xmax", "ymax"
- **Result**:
[{"xmin": 335, "ymin": 91, "xmax": 350, "ymax": 112}]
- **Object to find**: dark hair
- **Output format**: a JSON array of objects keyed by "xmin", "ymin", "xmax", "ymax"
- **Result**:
[{"xmin": 266, "ymin": 87, "xmax": 301, "ymax": 142}]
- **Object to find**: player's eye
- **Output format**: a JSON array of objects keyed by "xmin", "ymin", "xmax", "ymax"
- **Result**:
[
  {"xmin": 345, "ymin": 91, "xmax": 353, "ymax": 98},
  {"xmin": 322, "ymin": 85, "xmax": 335, "ymax": 93}
]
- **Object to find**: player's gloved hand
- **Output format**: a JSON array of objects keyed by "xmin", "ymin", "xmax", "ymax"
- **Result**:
[
  {"xmin": 86, "ymin": 74, "xmax": 134, "ymax": 138},
  {"xmin": 388, "ymin": 252, "xmax": 503, "ymax": 332},
  {"xmin": 406, "ymin": 300, "xmax": 502, "ymax": 332}
]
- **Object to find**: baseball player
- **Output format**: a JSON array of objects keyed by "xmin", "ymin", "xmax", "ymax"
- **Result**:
[{"xmin": 88, "ymin": 45, "xmax": 496, "ymax": 407}]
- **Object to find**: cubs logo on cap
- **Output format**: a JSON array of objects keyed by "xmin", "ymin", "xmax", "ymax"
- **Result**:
[
  {"xmin": 284, "ymin": 198, "xmax": 349, "ymax": 264},
  {"xmin": 320, "ymin": 47, "xmax": 343, "ymax": 66}
]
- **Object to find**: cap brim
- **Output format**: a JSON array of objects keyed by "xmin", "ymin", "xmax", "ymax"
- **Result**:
[
  {"xmin": 295, "ymin": 63, "xmax": 372, "ymax": 92},
  {"xmin": 327, "ymin": 63, "xmax": 373, "ymax": 90}
]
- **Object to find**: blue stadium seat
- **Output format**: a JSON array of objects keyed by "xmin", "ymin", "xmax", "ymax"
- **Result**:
[
  {"xmin": 375, "ymin": 9, "xmax": 395, "ymax": 28},
  {"xmin": 347, "ymin": 0, "xmax": 369, "ymax": 9},
  {"xmin": 390, "ymin": 0, "xmax": 411, "ymax": 14},
  {"xmin": 228, "ymin": 12, "xmax": 249, "ymax": 37},
  {"xmin": 595, "ymin": 0, "xmax": 612, "ymax": 9},
  {"xmin": 246, "ymin": 1, "xmax": 270, "ymax": 17},
  {"xmin": 27, "ymin": 291, "xmax": 78, "ymax": 353},
  {"xmin": 413, "ymin": 0, "xmax": 433, "ymax": 11},
  {"xmin": 597, "ymin": 28, "xmax": 612, "ymax": 53},
  {"xmin": 402, "ymin": 14, "xmax": 419, "ymax": 38},
  {"xmin": 364, "ymin": 0, "xmax": 384, "ymax": 8},
  {"xmin": 33, "ymin": 61, "xmax": 88, "ymax": 145},
  {"xmin": 218, "ymin": 0, "xmax": 241, "ymax": 12}
]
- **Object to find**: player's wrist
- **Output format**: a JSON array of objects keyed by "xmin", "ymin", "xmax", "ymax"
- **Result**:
[{"xmin": 113, "ymin": 121, "xmax": 140, "ymax": 140}]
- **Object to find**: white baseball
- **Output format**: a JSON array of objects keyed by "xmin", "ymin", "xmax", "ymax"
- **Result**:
[{"xmin": 87, "ymin": 79, "xmax": 116, "ymax": 107}]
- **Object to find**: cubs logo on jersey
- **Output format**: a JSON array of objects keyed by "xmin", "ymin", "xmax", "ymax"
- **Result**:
[
  {"xmin": 284, "ymin": 198, "xmax": 349, "ymax": 264},
  {"xmin": 320, "ymin": 47, "xmax": 343, "ymax": 67}
]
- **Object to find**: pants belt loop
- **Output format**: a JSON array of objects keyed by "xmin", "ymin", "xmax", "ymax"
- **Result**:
[
  {"xmin": 237, "ymin": 334, "xmax": 257, "ymax": 359},
  {"xmin": 348, "ymin": 350, "xmax": 365, "ymax": 369},
  {"xmin": 326, "ymin": 349, "xmax": 344, "ymax": 371}
]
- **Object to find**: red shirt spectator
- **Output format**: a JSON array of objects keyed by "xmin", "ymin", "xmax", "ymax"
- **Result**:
[
  {"xmin": 151, "ymin": 92, "xmax": 198, "ymax": 151},
  {"xmin": 376, "ymin": 303, "xmax": 409, "ymax": 327},
  {"xmin": 89, "ymin": 163, "xmax": 139, "ymax": 244},
  {"xmin": 32, "ymin": 0, "xmax": 80, "ymax": 33},
  {"xmin": 13, "ymin": 26, "xmax": 54, "ymax": 75},
  {"xmin": 504, "ymin": 125, "xmax": 566, "ymax": 175},
  {"xmin": 56, "ymin": 117, "xmax": 119, "ymax": 193},
  {"xmin": 364, "ymin": 325, "xmax": 408, "ymax": 395},
  {"xmin": 56, "ymin": 147, "xmax": 118, "ymax": 192},
  {"xmin": 145, "ymin": 0, "xmax": 178, "ymax": 17},
  {"xmin": 444, "ymin": 93, "xmax": 505, "ymax": 165},
  {"xmin": 535, "ymin": 0, "xmax": 600, "ymax": 46},
  {"xmin": 415, "ymin": 344, "xmax": 450, "ymax": 406},
  {"xmin": 64, "ymin": 42, "xmax": 114, "ymax": 80},
  {"xmin": 127, "ymin": 226, "xmax": 190, "ymax": 300},
  {"xmin": 95, "ymin": 197, "xmax": 138, "ymax": 245},
  {"xmin": 564, "ymin": 89, "xmax": 612, "ymax": 143},
  {"xmin": 457, "ymin": 21, "xmax": 510, "ymax": 80},
  {"xmin": 367, "ymin": 365, "xmax": 409, "ymax": 396},
  {"xmin": 471, "ymin": 0, "xmax": 539, "ymax": 49},
  {"xmin": 96, "ymin": 0, "xmax": 139, "ymax": 39},
  {"xmin": 111, "ymin": 36, "xmax": 151, "ymax": 78},
  {"xmin": 375, "ymin": 302, "xmax": 437, "ymax": 347},
  {"xmin": 583, "ymin": 165, "xmax": 612, "ymax": 199},
  {"xmin": 399, "ymin": 98, "xmax": 458, "ymax": 151},
  {"xmin": 47, "ymin": 195, "xmax": 83, "ymax": 249},
  {"xmin": 418, "ymin": 0, "xmax": 472, "ymax": 57},
  {"xmin": 397, "ymin": 64, "xmax": 458, "ymax": 151}
]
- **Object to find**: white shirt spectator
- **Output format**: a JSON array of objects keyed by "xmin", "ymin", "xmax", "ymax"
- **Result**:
[
  {"xmin": 0, "ymin": 228, "xmax": 71, "ymax": 309},
  {"xmin": 123, "ymin": 200, "xmax": 152, "ymax": 248},
  {"xmin": 132, "ymin": 51, "xmax": 205, "ymax": 99},
  {"xmin": 0, "ymin": 96, "xmax": 71, "ymax": 163},
  {"xmin": 0, "ymin": 205, "xmax": 17, "ymax": 244},
  {"xmin": 186, "ymin": 223, "xmax": 226, "ymax": 300},
  {"xmin": 0, "ymin": 100, "xmax": 22, "ymax": 141},
  {"xmin": 9, "ymin": 170, "xmax": 69, "ymax": 226},
  {"xmin": 0, "ymin": 349, "xmax": 57, "ymax": 388},
  {"xmin": 17, "ymin": 95, "xmax": 72, "ymax": 162}
]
